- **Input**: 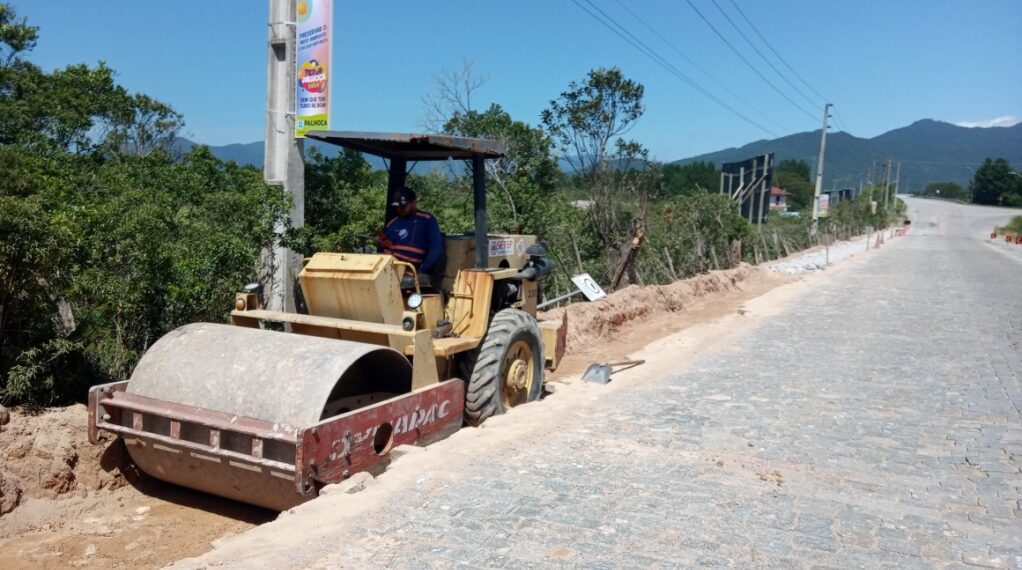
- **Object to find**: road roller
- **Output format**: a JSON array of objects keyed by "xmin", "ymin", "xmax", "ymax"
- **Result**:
[{"xmin": 88, "ymin": 132, "xmax": 567, "ymax": 510}]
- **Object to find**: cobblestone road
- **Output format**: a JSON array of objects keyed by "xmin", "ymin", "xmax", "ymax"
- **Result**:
[{"xmin": 179, "ymin": 199, "xmax": 1022, "ymax": 569}]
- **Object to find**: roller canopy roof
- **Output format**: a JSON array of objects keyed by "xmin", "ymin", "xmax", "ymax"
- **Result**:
[{"xmin": 305, "ymin": 131, "xmax": 506, "ymax": 161}]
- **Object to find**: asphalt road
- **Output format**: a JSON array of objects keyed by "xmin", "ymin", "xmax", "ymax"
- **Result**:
[{"xmin": 176, "ymin": 198, "xmax": 1022, "ymax": 570}]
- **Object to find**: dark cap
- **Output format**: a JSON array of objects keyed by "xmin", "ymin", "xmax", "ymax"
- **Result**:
[{"xmin": 390, "ymin": 187, "xmax": 417, "ymax": 207}]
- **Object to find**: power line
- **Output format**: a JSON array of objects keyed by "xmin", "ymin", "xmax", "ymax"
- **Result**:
[
  {"xmin": 708, "ymin": 0, "xmax": 823, "ymax": 112},
  {"xmin": 727, "ymin": 0, "xmax": 829, "ymax": 103},
  {"xmin": 570, "ymin": 0, "xmax": 780, "ymax": 137},
  {"xmin": 612, "ymin": 0, "xmax": 789, "ymax": 134},
  {"xmin": 683, "ymin": 0, "xmax": 820, "ymax": 123},
  {"xmin": 577, "ymin": 0, "xmax": 781, "ymax": 137},
  {"xmin": 831, "ymin": 107, "xmax": 850, "ymax": 133}
]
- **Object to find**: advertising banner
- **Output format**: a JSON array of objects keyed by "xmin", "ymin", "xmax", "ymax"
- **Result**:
[
  {"xmin": 295, "ymin": 0, "xmax": 331, "ymax": 138},
  {"xmin": 819, "ymin": 193, "xmax": 830, "ymax": 217}
]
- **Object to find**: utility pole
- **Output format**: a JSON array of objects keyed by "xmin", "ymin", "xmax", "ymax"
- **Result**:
[
  {"xmin": 883, "ymin": 158, "xmax": 892, "ymax": 220},
  {"xmin": 892, "ymin": 161, "xmax": 900, "ymax": 210},
  {"xmin": 264, "ymin": 0, "xmax": 305, "ymax": 313},
  {"xmin": 810, "ymin": 103, "xmax": 832, "ymax": 236},
  {"xmin": 880, "ymin": 158, "xmax": 889, "ymax": 213}
]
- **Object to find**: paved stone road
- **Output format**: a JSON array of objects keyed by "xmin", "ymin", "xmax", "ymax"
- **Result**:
[{"xmin": 179, "ymin": 199, "xmax": 1021, "ymax": 569}]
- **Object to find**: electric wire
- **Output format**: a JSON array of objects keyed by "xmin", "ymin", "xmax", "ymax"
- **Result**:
[
  {"xmin": 570, "ymin": 0, "xmax": 780, "ymax": 137},
  {"xmin": 683, "ymin": 0, "xmax": 820, "ymax": 123},
  {"xmin": 831, "ymin": 108, "xmax": 850, "ymax": 133},
  {"xmin": 611, "ymin": 0, "xmax": 789, "ymax": 133},
  {"xmin": 726, "ymin": 0, "xmax": 829, "ymax": 103},
  {"xmin": 709, "ymin": 0, "xmax": 823, "ymax": 112}
]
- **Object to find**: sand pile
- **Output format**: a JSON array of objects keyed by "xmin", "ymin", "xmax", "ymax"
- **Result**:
[
  {"xmin": 0, "ymin": 404, "xmax": 129, "ymax": 515},
  {"xmin": 540, "ymin": 265, "xmax": 755, "ymax": 351}
]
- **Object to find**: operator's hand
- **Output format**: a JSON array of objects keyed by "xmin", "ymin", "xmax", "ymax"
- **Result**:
[{"xmin": 376, "ymin": 231, "xmax": 393, "ymax": 251}]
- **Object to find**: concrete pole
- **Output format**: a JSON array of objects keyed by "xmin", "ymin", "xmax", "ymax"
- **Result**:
[
  {"xmin": 263, "ymin": 0, "xmax": 304, "ymax": 313},
  {"xmin": 892, "ymin": 161, "xmax": 901, "ymax": 210},
  {"xmin": 810, "ymin": 103, "xmax": 832, "ymax": 236},
  {"xmin": 883, "ymin": 158, "xmax": 892, "ymax": 223}
]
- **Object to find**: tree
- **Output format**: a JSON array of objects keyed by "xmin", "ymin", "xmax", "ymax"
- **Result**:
[
  {"xmin": 0, "ymin": 3, "xmax": 37, "ymax": 65},
  {"xmin": 541, "ymin": 67, "xmax": 644, "ymax": 177},
  {"xmin": 970, "ymin": 158, "xmax": 1022, "ymax": 207},
  {"xmin": 541, "ymin": 68, "xmax": 652, "ymax": 289},
  {"xmin": 445, "ymin": 104, "xmax": 561, "ymax": 234},
  {"xmin": 662, "ymin": 161, "xmax": 719, "ymax": 196},
  {"xmin": 774, "ymin": 159, "xmax": 813, "ymax": 211},
  {"xmin": 419, "ymin": 58, "xmax": 488, "ymax": 134},
  {"xmin": 287, "ymin": 147, "xmax": 387, "ymax": 255},
  {"xmin": 0, "ymin": 4, "xmax": 290, "ymax": 405}
]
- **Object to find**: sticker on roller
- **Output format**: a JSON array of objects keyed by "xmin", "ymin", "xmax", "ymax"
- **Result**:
[
  {"xmin": 571, "ymin": 273, "xmax": 607, "ymax": 302},
  {"xmin": 488, "ymin": 238, "xmax": 514, "ymax": 257}
]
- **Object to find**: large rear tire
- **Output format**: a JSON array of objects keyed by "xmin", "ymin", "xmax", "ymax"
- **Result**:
[{"xmin": 463, "ymin": 309, "xmax": 544, "ymax": 426}]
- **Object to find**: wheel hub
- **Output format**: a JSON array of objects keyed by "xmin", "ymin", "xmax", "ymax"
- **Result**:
[
  {"xmin": 508, "ymin": 359, "xmax": 529, "ymax": 390},
  {"xmin": 501, "ymin": 339, "xmax": 535, "ymax": 408}
]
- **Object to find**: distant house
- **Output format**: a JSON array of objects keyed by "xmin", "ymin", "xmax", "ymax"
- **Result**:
[{"xmin": 769, "ymin": 187, "xmax": 792, "ymax": 211}]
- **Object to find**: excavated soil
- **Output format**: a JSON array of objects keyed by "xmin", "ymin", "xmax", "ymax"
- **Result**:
[
  {"xmin": 0, "ymin": 405, "xmax": 274, "ymax": 568},
  {"xmin": 542, "ymin": 265, "xmax": 789, "ymax": 378},
  {"xmin": 0, "ymin": 264, "xmax": 791, "ymax": 569},
  {"xmin": 0, "ymin": 405, "xmax": 130, "ymax": 517}
]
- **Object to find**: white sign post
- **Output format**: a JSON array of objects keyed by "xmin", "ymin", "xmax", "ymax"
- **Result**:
[
  {"xmin": 537, "ymin": 272, "xmax": 607, "ymax": 309},
  {"xmin": 570, "ymin": 273, "xmax": 607, "ymax": 302}
]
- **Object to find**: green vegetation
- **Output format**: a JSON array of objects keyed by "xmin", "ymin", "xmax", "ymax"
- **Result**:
[
  {"xmin": 0, "ymin": 7, "xmax": 886, "ymax": 406},
  {"xmin": 995, "ymin": 216, "xmax": 1022, "ymax": 235},
  {"xmin": 0, "ymin": 6, "xmax": 289, "ymax": 405},
  {"xmin": 920, "ymin": 182, "xmax": 967, "ymax": 201},
  {"xmin": 773, "ymin": 159, "xmax": 814, "ymax": 211},
  {"xmin": 969, "ymin": 158, "xmax": 1022, "ymax": 207}
]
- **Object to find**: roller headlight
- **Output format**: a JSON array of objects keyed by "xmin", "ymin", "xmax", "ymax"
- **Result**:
[{"xmin": 406, "ymin": 292, "xmax": 423, "ymax": 310}]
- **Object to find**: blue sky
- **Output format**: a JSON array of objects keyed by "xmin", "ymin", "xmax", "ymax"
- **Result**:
[{"xmin": 11, "ymin": 0, "xmax": 1022, "ymax": 160}]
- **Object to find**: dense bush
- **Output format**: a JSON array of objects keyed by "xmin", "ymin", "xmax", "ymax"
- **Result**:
[{"xmin": 0, "ymin": 7, "xmax": 290, "ymax": 404}]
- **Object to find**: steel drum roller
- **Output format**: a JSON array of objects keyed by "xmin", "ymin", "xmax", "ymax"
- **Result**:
[{"xmin": 122, "ymin": 323, "xmax": 412, "ymax": 509}]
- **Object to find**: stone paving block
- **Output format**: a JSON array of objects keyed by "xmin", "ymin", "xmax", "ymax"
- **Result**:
[{"xmin": 204, "ymin": 226, "xmax": 1022, "ymax": 570}]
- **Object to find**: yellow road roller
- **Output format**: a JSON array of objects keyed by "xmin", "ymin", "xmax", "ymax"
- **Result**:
[{"xmin": 88, "ymin": 132, "xmax": 567, "ymax": 510}]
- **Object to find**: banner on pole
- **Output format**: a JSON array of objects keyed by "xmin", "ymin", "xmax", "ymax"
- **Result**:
[
  {"xmin": 819, "ymin": 193, "xmax": 830, "ymax": 217},
  {"xmin": 295, "ymin": 0, "xmax": 331, "ymax": 138}
]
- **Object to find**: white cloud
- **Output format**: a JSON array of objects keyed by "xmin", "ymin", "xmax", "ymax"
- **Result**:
[{"xmin": 955, "ymin": 115, "xmax": 1021, "ymax": 128}]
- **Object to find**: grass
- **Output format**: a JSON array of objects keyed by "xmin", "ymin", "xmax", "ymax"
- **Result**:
[{"xmin": 995, "ymin": 215, "xmax": 1022, "ymax": 235}]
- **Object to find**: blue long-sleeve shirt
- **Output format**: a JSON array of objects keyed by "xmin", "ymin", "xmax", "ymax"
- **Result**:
[{"xmin": 383, "ymin": 211, "xmax": 444, "ymax": 272}]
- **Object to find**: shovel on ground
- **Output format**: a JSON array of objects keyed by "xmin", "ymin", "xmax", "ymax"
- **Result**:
[{"xmin": 581, "ymin": 360, "xmax": 646, "ymax": 384}]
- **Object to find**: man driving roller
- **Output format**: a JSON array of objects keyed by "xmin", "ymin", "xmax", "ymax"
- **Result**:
[{"xmin": 378, "ymin": 187, "xmax": 444, "ymax": 282}]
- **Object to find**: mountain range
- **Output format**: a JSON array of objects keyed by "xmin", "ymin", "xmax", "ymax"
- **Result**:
[
  {"xmin": 674, "ymin": 119, "xmax": 1022, "ymax": 192},
  {"xmin": 181, "ymin": 119, "xmax": 1022, "ymax": 192}
]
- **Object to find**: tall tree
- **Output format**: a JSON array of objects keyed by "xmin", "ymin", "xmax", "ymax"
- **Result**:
[
  {"xmin": 541, "ymin": 67, "xmax": 644, "ymax": 177},
  {"xmin": 970, "ymin": 158, "xmax": 1021, "ymax": 207},
  {"xmin": 541, "ymin": 68, "xmax": 652, "ymax": 289}
]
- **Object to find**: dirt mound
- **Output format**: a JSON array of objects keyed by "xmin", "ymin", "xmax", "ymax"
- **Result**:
[
  {"xmin": 541, "ymin": 265, "xmax": 756, "ymax": 351},
  {"xmin": 0, "ymin": 404, "xmax": 129, "ymax": 515}
]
